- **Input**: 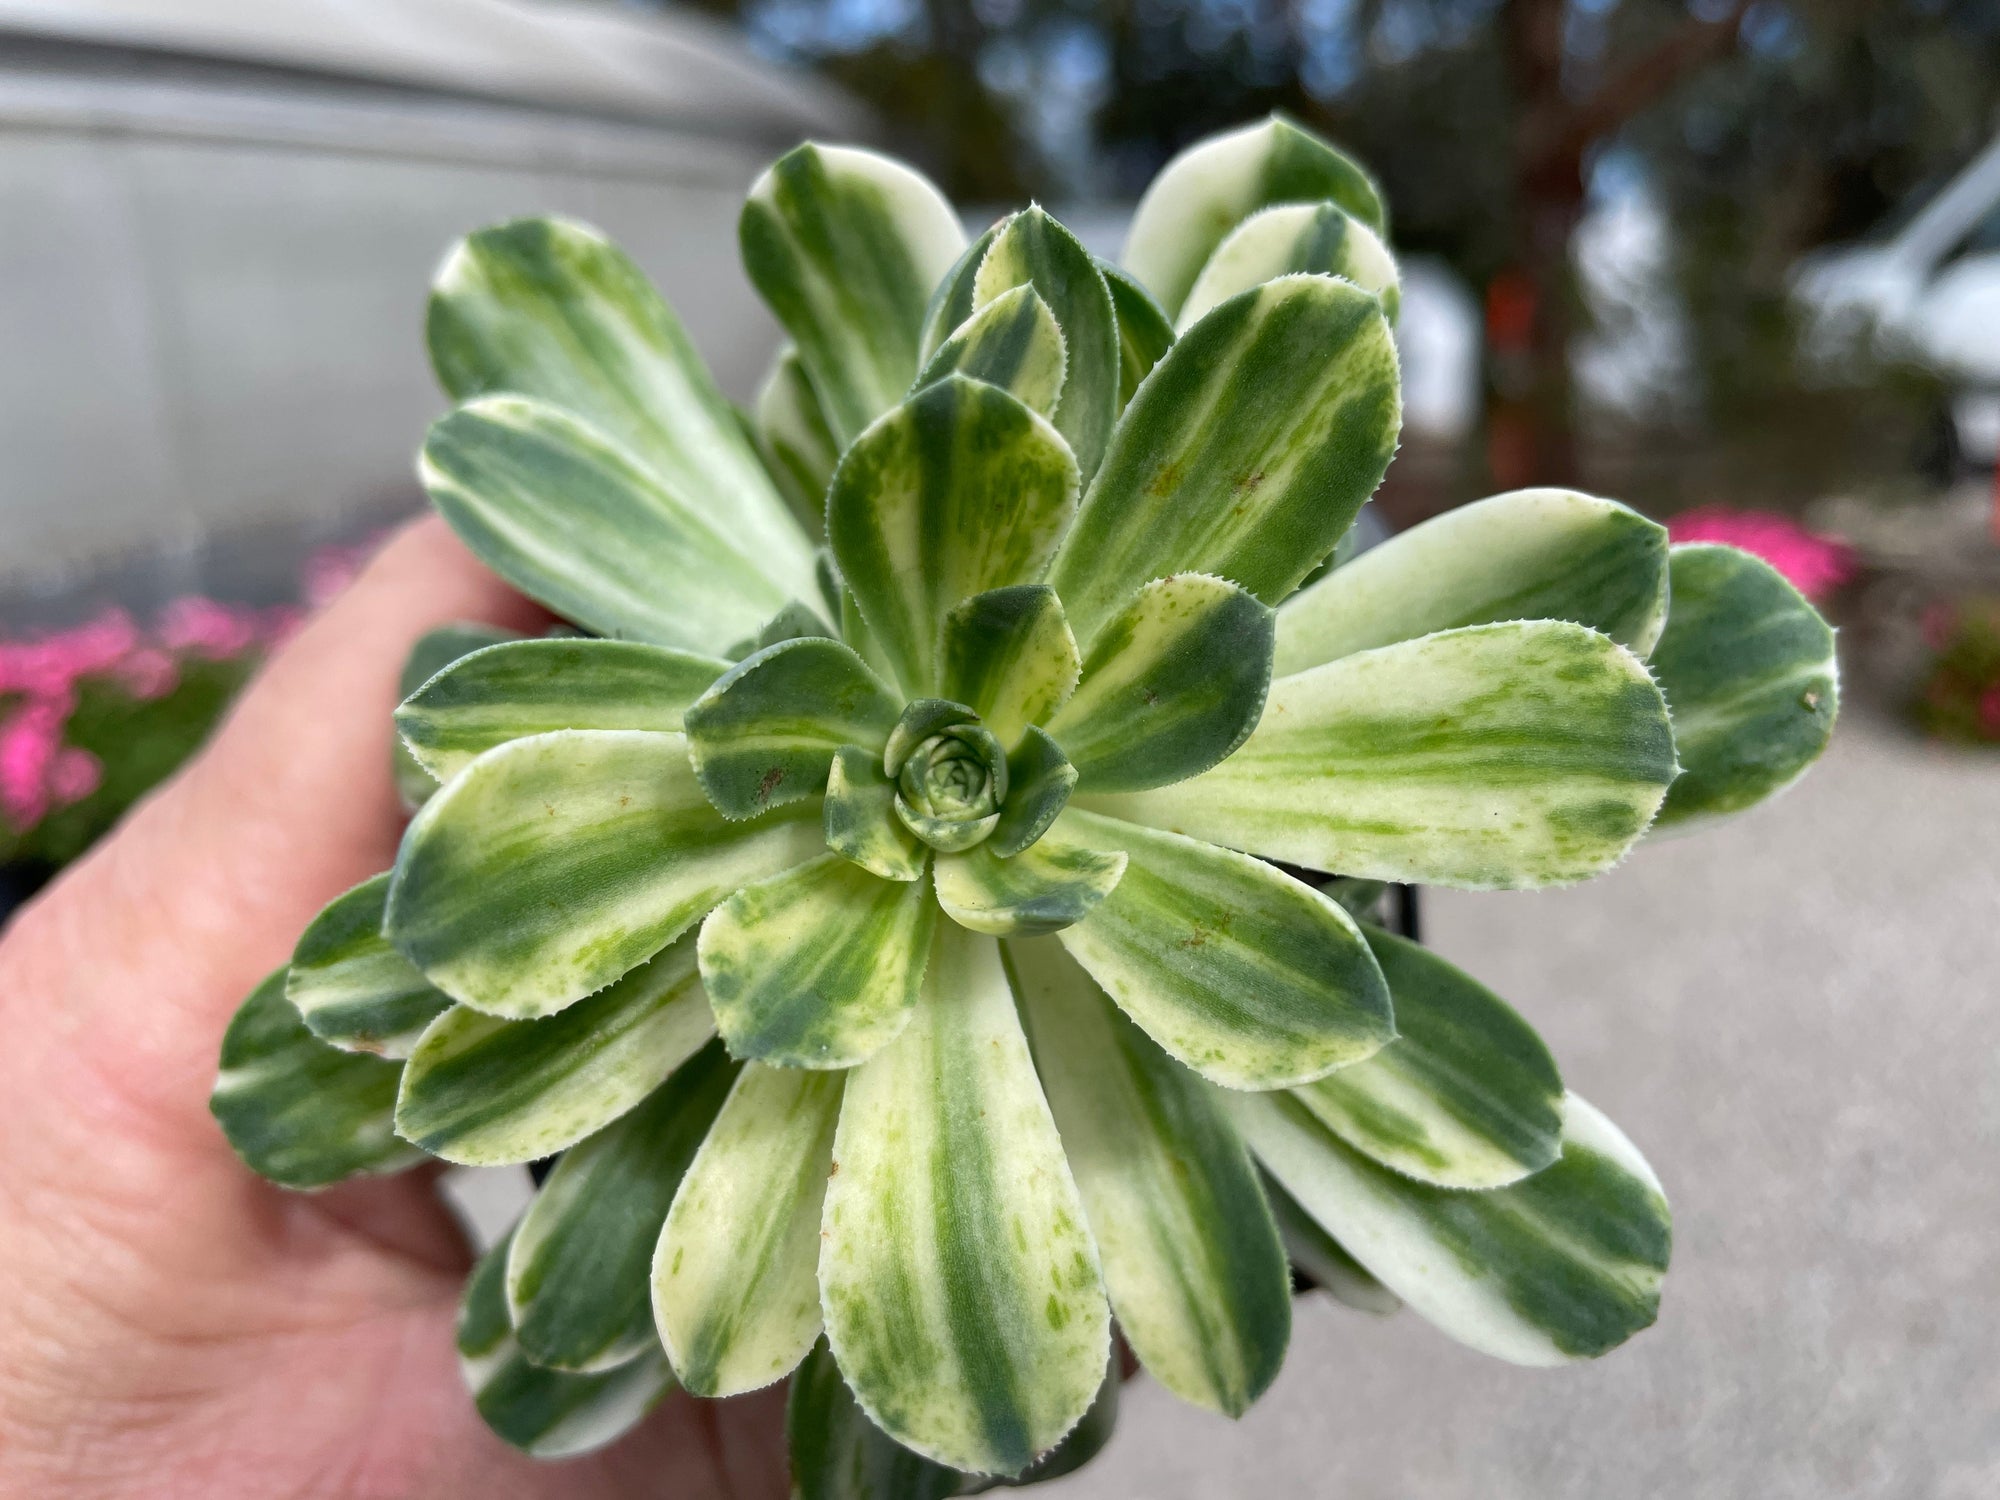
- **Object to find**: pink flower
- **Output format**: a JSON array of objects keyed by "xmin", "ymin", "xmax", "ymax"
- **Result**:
[
  {"xmin": 1668, "ymin": 507, "xmax": 1859, "ymax": 603},
  {"xmin": 159, "ymin": 597, "xmax": 261, "ymax": 661},
  {"xmin": 114, "ymin": 647, "xmax": 180, "ymax": 701},
  {"xmin": 0, "ymin": 698, "xmax": 67, "ymax": 831},
  {"xmin": 47, "ymin": 747, "xmax": 102, "ymax": 808}
]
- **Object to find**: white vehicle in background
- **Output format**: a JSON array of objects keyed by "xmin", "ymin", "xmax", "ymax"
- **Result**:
[{"xmin": 1791, "ymin": 131, "xmax": 2000, "ymax": 476}]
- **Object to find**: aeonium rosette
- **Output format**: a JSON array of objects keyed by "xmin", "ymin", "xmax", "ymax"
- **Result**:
[{"xmin": 210, "ymin": 116, "xmax": 1839, "ymax": 1491}]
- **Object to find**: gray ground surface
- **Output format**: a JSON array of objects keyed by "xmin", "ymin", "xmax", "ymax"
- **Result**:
[{"xmin": 1054, "ymin": 709, "xmax": 1999, "ymax": 1498}]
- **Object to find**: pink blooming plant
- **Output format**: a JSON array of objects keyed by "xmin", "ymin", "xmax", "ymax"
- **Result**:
[{"xmin": 1667, "ymin": 506, "xmax": 1858, "ymax": 603}]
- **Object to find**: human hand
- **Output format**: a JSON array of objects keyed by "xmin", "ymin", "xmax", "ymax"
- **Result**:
[{"xmin": 0, "ymin": 519, "xmax": 789, "ymax": 1500}]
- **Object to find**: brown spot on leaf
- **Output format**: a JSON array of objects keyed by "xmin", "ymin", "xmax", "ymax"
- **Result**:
[{"xmin": 757, "ymin": 766, "xmax": 786, "ymax": 804}]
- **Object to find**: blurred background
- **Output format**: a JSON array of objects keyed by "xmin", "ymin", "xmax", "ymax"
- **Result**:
[{"xmin": 1, "ymin": 1, "xmax": 1995, "ymax": 1494}]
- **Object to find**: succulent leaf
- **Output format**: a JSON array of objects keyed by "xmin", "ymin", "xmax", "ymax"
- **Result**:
[
  {"xmin": 917, "ymin": 225, "xmax": 999, "ymax": 364},
  {"xmin": 507, "ymin": 1042, "xmax": 738, "ymax": 1372},
  {"xmin": 1047, "ymin": 276, "xmax": 1400, "ymax": 644},
  {"xmin": 699, "ymin": 854, "xmax": 937, "ymax": 1068},
  {"xmin": 786, "ymin": 1340, "xmax": 963, "ymax": 1500},
  {"xmin": 915, "ymin": 283, "xmax": 1068, "ymax": 418},
  {"xmin": 741, "ymin": 142, "xmax": 968, "ymax": 447},
  {"xmin": 1097, "ymin": 260, "xmax": 1175, "ymax": 410},
  {"xmin": 287, "ymin": 874, "xmax": 451, "ymax": 1058},
  {"xmin": 819, "ymin": 924, "xmax": 1109, "ymax": 1476},
  {"xmin": 829, "ymin": 375, "xmax": 1080, "ymax": 697},
  {"xmin": 1042, "ymin": 574, "xmax": 1274, "ymax": 793},
  {"xmin": 939, "ymin": 585, "xmax": 1081, "ymax": 749},
  {"xmin": 210, "ymin": 969, "xmax": 422, "ymax": 1189},
  {"xmin": 395, "ymin": 623, "xmax": 520, "ymax": 807},
  {"xmin": 756, "ymin": 345, "xmax": 842, "ymax": 526},
  {"xmin": 1293, "ymin": 926, "xmax": 1564, "ymax": 1189},
  {"xmin": 392, "ymin": 932, "xmax": 716, "ymax": 1166},
  {"xmin": 1234, "ymin": 1091, "xmax": 1671, "ymax": 1365},
  {"xmin": 395, "ymin": 638, "xmax": 728, "ymax": 784},
  {"xmin": 684, "ymin": 638, "xmax": 902, "ymax": 820},
  {"xmin": 1275, "ymin": 488, "xmax": 1671, "ymax": 676},
  {"xmin": 655, "ymin": 1064, "xmax": 845, "ymax": 1398},
  {"xmin": 932, "ymin": 836, "xmax": 1126, "ymax": 936},
  {"xmin": 1122, "ymin": 113, "xmax": 1387, "ymax": 318},
  {"xmin": 973, "ymin": 208, "xmax": 1120, "ymax": 484},
  {"xmin": 426, "ymin": 215, "xmax": 817, "ymax": 591},
  {"xmin": 387, "ymin": 730, "xmax": 822, "ymax": 1019},
  {"xmin": 1649, "ymin": 543, "xmax": 1839, "ymax": 831},
  {"xmin": 1259, "ymin": 1169, "xmax": 1402, "ymax": 1315},
  {"xmin": 1053, "ymin": 809, "xmax": 1394, "ymax": 1089},
  {"xmin": 421, "ymin": 395, "xmax": 798, "ymax": 654},
  {"xmin": 1092, "ymin": 621, "xmax": 1678, "ymax": 889},
  {"xmin": 459, "ymin": 1227, "xmax": 676, "ymax": 1459},
  {"xmin": 987, "ymin": 727, "xmax": 1077, "ymax": 858},
  {"xmin": 1010, "ymin": 938, "xmax": 1290, "ymax": 1416},
  {"xmin": 824, "ymin": 746, "xmax": 929, "ymax": 881},
  {"xmin": 1180, "ymin": 200, "xmax": 1401, "ymax": 327}
]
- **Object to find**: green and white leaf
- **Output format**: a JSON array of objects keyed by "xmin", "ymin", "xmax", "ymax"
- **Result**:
[
  {"xmin": 1098, "ymin": 260, "xmax": 1175, "ymax": 410},
  {"xmin": 1294, "ymin": 926, "xmax": 1563, "ymax": 1189},
  {"xmin": 756, "ymin": 345, "xmax": 842, "ymax": 526},
  {"xmin": 210, "ymin": 969, "xmax": 422, "ymax": 1189},
  {"xmin": 459, "ymin": 1227, "xmax": 676, "ymax": 1459},
  {"xmin": 824, "ymin": 746, "xmax": 929, "ymax": 881},
  {"xmin": 820, "ymin": 924, "xmax": 1108, "ymax": 1476},
  {"xmin": 741, "ymin": 143, "xmax": 967, "ymax": 447},
  {"xmin": 915, "ymin": 283, "xmax": 1067, "ymax": 418},
  {"xmin": 683, "ymin": 638, "xmax": 900, "ymax": 819},
  {"xmin": 1649, "ymin": 542, "xmax": 1839, "ymax": 832},
  {"xmin": 1048, "ymin": 276, "xmax": 1400, "ymax": 645},
  {"xmin": 987, "ymin": 727, "xmax": 1077, "ymax": 858},
  {"xmin": 426, "ymin": 215, "xmax": 817, "ymax": 593},
  {"xmin": 1234, "ymin": 1091, "xmax": 1671, "ymax": 1365},
  {"xmin": 974, "ymin": 208, "xmax": 1119, "ymax": 484},
  {"xmin": 395, "ymin": 623, "xmax": 518, "ymax": 805},
  {"xmin": 828, "ymin": 375, "xmax": 1079, "ymax": 696},
  {"xmin": 1092, "ymin": 621, "xmax": 1678, "ymax": 889},
  {"xmin": 1053, "ymin": 809, "xmax": 1393, "ymax": 1090},
  {"xmin": 396, "ymin": 638, "xmax": 727, "ymax": 783},
  {"xmin": 393, "ymin": 933, "xmax": 715, "ymax": 1166},
  {"xmin": 507, "ymin": 1042, "xmax": 738, "ymax": 1372},
  {"xmin": 917, "ymin": 225, "xmax": 999, "ymax": 364},
  {"xmin": 1043, "ymin": 574, "xmax": 1273, "ymax": 793},
  {"xmin": 699, "ymin": 854, "xmax": 936, "ymax": 1068},
  {"xmin": 655, "ymin": 1064, "xmax": 844, "ymax": 1397},
  {"xmin": 287, "ymin": 874, "xmax": 450, "ymax": 1058},
  {"xmin": 1010, "ymin": 938, "xmax": 1289, "ymax": 1416},
  {"xmin": 939, "ymin": 585, "xmax": 1081, "ymax": 749},
  {"xmin": 787, "ymin": 1340, "xmax": 962, "ymax": 1500},
  {"xmin": 1274, "ymin": 488, "xmax": 1670, "ymax": 676},
  {"xmin": 1180, "ymin": 201, "xmax": 1400, "ymax": 328},
  {"xmin": 933, "ymin": 835, "xmax": 1125, "ymax": 936},
  {"xmin": 1122, "ymin": 114, "xmax": 1387, "ymax": 318},
  {"xmin": 1259, "ymin": 1170, "xmax": 1400, "ymax": 1316},
  {"xmin": 420, "ymin": 396, "xmax": 793, "ymax": 654},
  {"xmin": 387, "ymin": 730, "xmax": 821, "ymax": 1019}
]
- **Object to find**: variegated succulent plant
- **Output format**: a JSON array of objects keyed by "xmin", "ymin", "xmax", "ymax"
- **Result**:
[{"xmin": 210, "ymin": 115, "xmax": 1838, "ymax": 1492}]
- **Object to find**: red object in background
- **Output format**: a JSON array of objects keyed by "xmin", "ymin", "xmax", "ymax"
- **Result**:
[{"xmin": 1667, "ymin": 506, "xmax": 1860, "ymax": 603}]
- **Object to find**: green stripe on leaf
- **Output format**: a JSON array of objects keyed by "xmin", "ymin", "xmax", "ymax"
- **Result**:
[
  {"xmin": 395, "ymin": 624, "xmax": 519, "ymax": 806},
  {"xmin": 933, "ymin": 835, "xmax": 1125, "ymax": 936},
  {"xmin": 1098, "ymin": 261, "xmax": 1175, "ymax": 411},
  {"xmin": 1180, "ymin": 200, "xmax": 1400, "ymax": 328},
  {"xmin": 287, "ymin": 874, "xmax": 450, "ymax": 1058},
  {"xmin": 915, "ymin": 283, "xmax": 1068, "ymax": 418},
  {"xmin": 756, "ymin": 345, "xmax": 842, "ymax": 527},
  {"xmin": 939, "ymin": 585, "xmax": 1081, "ymax": 750},
  {"xmin": 825, "ymin": 747, "xmax": 929, "ymax": 881}
]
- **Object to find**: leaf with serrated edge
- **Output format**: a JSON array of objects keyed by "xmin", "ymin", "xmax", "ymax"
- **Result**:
[
  {"xmin": 1043, "ymin": 574, "xmax": 1273, "ymax": 793},
  {"xmin": 918, "ymin": 226, "xmax": 999, "ymax": 362},
  {"xmin": 1123, "ymin": 113, "xmax": 1386, "ymax": 318},
  {"xmin": 974, "ymin": 208, "xmax": 1119, "ymax": 484},
  {"xmin": 934, "ymin": 836, "xmax": 1125, "ymax": 936},
  {"xmin": 421, "ymin": 396, "xmax": 793, "ymax": 654},
  {"xmin": 1233, "ymin": 1090, "xmax": 1671, "ymax": 1365},
  {"xmin": 507, "ymin": 1042, "xmax": 738, "ymax": 1372},
  {"xmin": 1650, "ymin": 543, "xmax": 1839, "ymax": 832},
  {"xmin": 1275, "ymin": 488, "xmax": 1670, "ymax": 676},
  {"xmin": 394, "ymin": 931, "xmax": 715, "ymax": 1165},
  {"xmin": 1091, "ymin": 621, "xmax": 1678, "ymax": 890},
  {"xmin": 824, "ymin": 746, "xmax": 928, "ymax": 881},
  {"xmin": 939, "ymin": 585, "xmax": 1080, "ymax": 749},
  {"xmin": 829, "ymin": 376, "xmax": 1079, "ymax": 697},
  {"xmin": 786, "ymin": 1340, "xmax": 963, "ymax": 1500},
  {"xmin": 656, "ymin": 1065, "xmax": 844, "ymax": 1397},
  {"xmin": 1010, "ymin": 938, "xmax": 1289, "ymax": 1416},
  {"xmin": 915, "ymin": 284, "xmax": 1067, "ymax": 418},
  {"xmin": 820, "ymin": 923, "xmax": 1108, "ymax": 1476},
  {"xmin": 1052, "ymin": 809, "xmax": 1392, "ymax": 1090},
  {"xmin": 756, "ymin": 345, "xmax": 842, "ymax": 527},
  {"xmin": 387, "ymin": 730, "xmax": 821, "ymax": 1019},
  {"xmin": 396, "ymin": 639, "xmax": 727, "ymax": 784},
  {"xmin": 396, "ymin": 623, "xmax": 518, "ymax": 805},
  {"xmin": 988, "ymin": 727, "xmax": 1076, "ymax": 858},
  {"xmin": 700, "ymin": 853, "xmax": 936, "ymax": 1068},
  {"xmin": 684, "ymin": 638, "xmax": 901, "ymax": 820},
  {"xmin": 458, "ymin": 1227, "xmax": 676, "ymax": 1459},
  {"xmin": 427, "ymin": 215, "xmax": 817, "ymax": 596},
  {"xmin": 1181, "ymin": 201, "xmax": 1401, "ymax": 328},
  {"xmin": 741, "ymin": 143, "xmax": 967, "ymax": 448},
  {"xmin": 287, "ymin": 875, "xmax": 450, "ymax": 1058},
  {"xmin": 1259, "ymin": 1170, "xmax": 1400, "ymax": 1316},
  {"xmin": 211, "ymin": 970, "xmax": 423, "ymax": 1189},
  {"xmin": 1098, "ymin": 261, "xmax": 1175, "ymax": 410},
  {"xmin": 1047, "ymin": 276, "xmax": 1399, "ymax": 646},
  {"xmin": 1294, "ymin": 926, "xmax": 1563, "ymax": 1189}
]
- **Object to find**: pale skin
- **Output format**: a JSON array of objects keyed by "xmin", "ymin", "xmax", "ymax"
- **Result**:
[{"xmin": 0, "ymin": 520, "xmax": 788, "ymax": 1499}]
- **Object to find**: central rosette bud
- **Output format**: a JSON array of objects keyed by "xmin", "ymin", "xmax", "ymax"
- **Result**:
[{"xmin": 883, "ymin": 700, "xmax": 1011, "ymax": 852}]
